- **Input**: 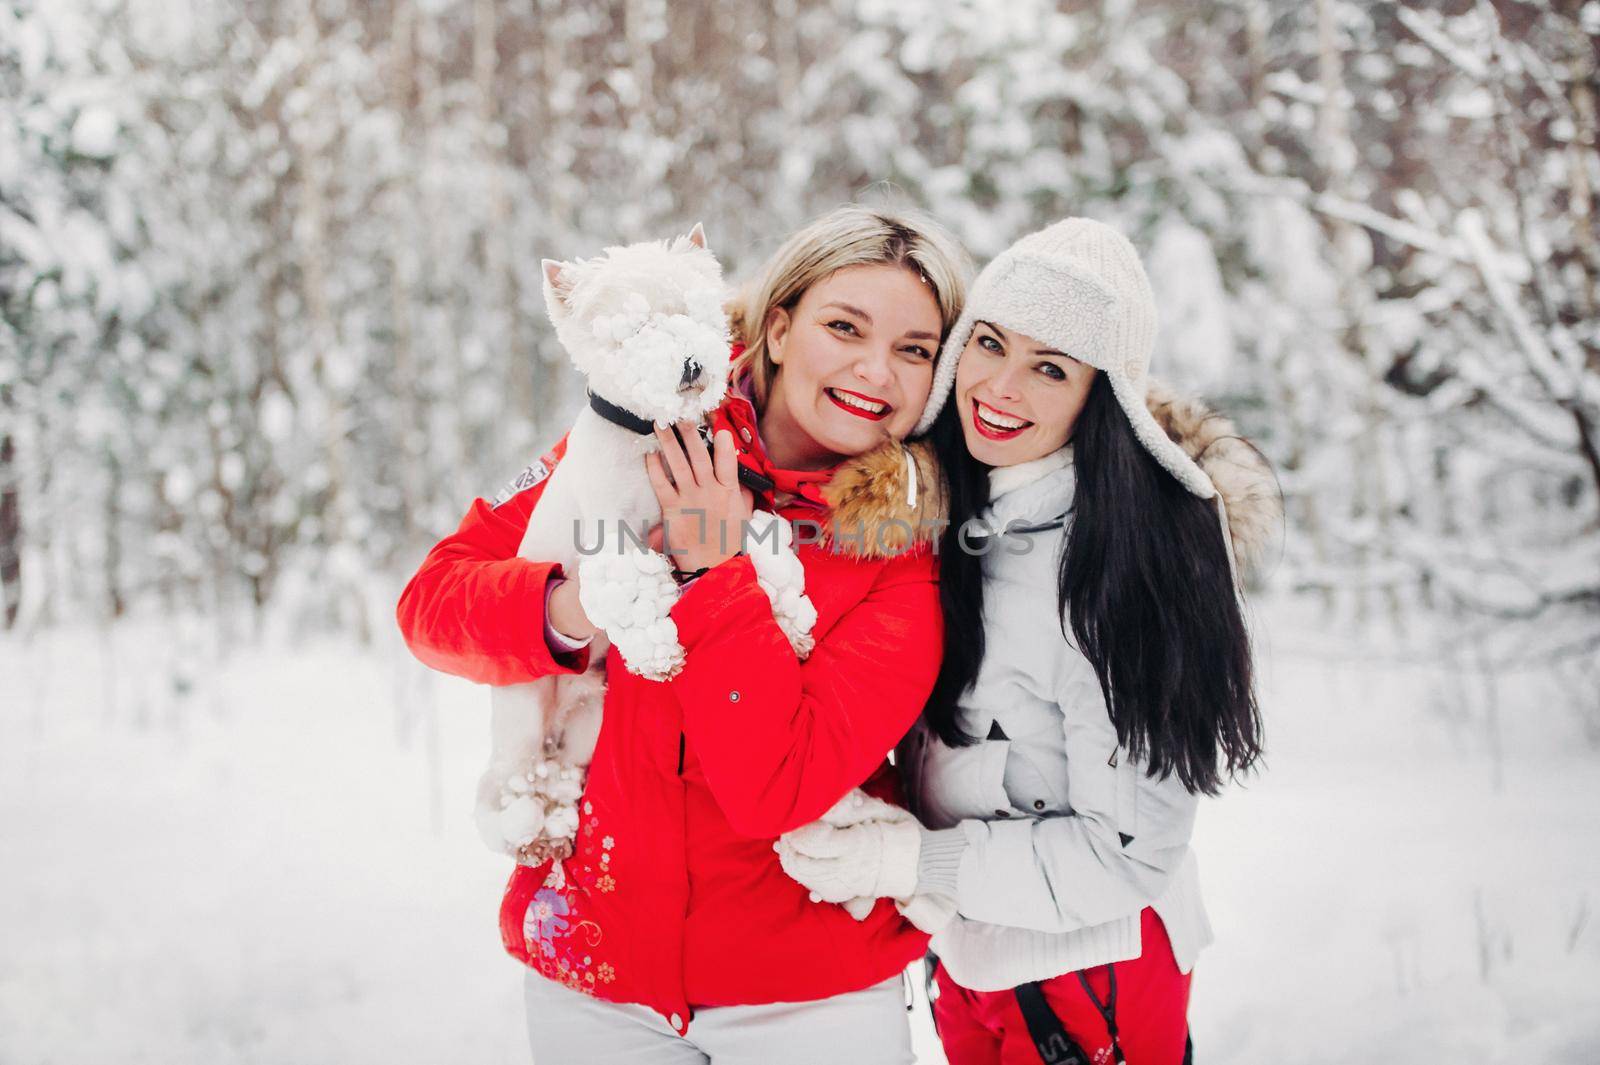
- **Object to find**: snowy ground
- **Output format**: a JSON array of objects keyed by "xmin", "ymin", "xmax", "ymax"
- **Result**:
[{"xmin": 2, "ymin": 595, "xmax": 1597, "ymax": 1064}]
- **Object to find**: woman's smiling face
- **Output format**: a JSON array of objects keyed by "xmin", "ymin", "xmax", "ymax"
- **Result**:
[
  {"xmin": 759, "ymin": 263, "xmax": 943, "ymax": 469},
  {"xmin": 955, "ymin": 320, "xmax": 1097, "ymax": 467}
]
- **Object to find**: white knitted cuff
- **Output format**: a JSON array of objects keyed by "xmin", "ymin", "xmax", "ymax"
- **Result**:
[{"xmin": 916, "ymin": 826, "xmax": 968, "ymax": 899}]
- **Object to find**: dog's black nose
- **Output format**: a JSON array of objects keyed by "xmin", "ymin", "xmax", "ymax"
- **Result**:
[{"xmin": 680, "ymin": 360, "xmax": 703, "ymax": 387}]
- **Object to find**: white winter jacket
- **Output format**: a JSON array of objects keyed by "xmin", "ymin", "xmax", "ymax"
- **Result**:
[{"xmin": 900, "ymin": 392, "xmax": 1278, "ymax": 993}]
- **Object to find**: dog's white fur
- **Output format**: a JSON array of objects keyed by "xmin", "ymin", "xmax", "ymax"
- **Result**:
[{"xmin": 475, "ymin": 226, "xmax": 817, "ymax": 864}]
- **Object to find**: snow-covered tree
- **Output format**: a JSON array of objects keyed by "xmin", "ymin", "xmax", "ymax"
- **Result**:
[{"xmin": 3, "ymin": 0, "xmax": 1594, "ymax": 681}]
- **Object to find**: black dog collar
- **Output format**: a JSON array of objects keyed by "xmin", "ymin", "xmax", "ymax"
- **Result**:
[
  {"xmin": 587, "ymin": 391, "xmax": 776, "ymax": 497},
  {"xmin": 588, "ymin": 391, "xmax": 655, "ymax": 435}
]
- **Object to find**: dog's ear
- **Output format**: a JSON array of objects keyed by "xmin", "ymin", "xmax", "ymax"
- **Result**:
[
  {"xmin": 542, "ymin": 259, "xmax": 576, "ymax": 322},
  {"xmin": 543, "ymin": 259, "xmax": 573, "ymax": 301},
  {"xmin": 686, "ymin": 222, "xmax": 708, "ymax": 251}
]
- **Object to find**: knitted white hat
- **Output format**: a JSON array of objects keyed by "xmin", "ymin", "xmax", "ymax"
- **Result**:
[{"xmin": 914, "ymin": 218, "xmax": 1216, "ymax": 500}]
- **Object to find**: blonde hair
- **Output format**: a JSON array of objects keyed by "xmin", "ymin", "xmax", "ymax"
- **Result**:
[{"xmin": 729, "ymin": 205, "xmax": 969, "ymax": 410}]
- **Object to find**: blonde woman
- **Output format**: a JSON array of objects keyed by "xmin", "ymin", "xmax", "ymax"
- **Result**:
[{"xmin": 398, "ymin": 206, "xmax": 967, "ymax": 1064}]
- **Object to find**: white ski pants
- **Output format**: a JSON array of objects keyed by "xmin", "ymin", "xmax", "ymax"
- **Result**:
[{"xmin": 523, "ymin": 970, "xmax": 914, "ymax": 1065}]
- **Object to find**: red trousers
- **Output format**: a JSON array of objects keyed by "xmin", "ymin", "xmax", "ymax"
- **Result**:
[{"xmin": 932, "ymin": 908, "xmax": 1192, "ymax": 1065}]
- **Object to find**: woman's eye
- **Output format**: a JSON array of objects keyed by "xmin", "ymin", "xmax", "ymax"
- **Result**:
[
  {"xmin": 1039, "ymin": 363, "xmax": 1067, "ymax": 381},
  {"xmin": 827, "ymin": 320, "xmax": 860, "ymax": 336},
  {"xmin": 902, "ymin": 345, "xmax": 933, "ymax": 361},
  {"xmin": 978, "ymin": 334, "xmax": 1002, "ymax": 353}
]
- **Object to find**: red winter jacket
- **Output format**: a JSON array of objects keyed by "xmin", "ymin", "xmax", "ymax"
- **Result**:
[{"xmin": 395, "ymin": 386, "xmax": 946, "ymax": 1035}]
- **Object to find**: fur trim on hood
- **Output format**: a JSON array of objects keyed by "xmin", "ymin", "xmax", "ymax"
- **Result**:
[
  {"xmin": 821, "ymin": 440, "xmax": 946, "ymax": 560},
  {"xmin": 818, "ymin": 383, "xmax": 1280, "ymax": 572},
  {"xmin": 1145, "ymin": 380, "xmax": 1281, "ymax": 576}
]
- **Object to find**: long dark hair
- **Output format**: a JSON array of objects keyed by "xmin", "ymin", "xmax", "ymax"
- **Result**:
[{"xmin": 925, "ymin": 375, "xmax": 1263, "ymax": 796}]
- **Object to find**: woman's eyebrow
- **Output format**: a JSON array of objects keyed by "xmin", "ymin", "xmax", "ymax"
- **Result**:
[
  {"xmin": 825, "ymin": 302, "xmax": 938, "ymax": 341},
  {"xmin": 979, "ymin": 319, "xmax": 1069, "ymax": 358},
  {"xmin": 821, "ymin": 301, "xmax": 871, "ymax": 322}
]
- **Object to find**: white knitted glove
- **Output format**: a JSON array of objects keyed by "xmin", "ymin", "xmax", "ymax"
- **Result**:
[
  {"xmin": 811, "ymin": 787, "xmax": 911, "ymax": 830},
  {"xmin": 474, "ymin": 757, "xmax": 586, "ymax": 863},
  {"xmin": 577, "ymin": 548, "xmax": 684, "ymax": 680},
  {"xmin": 839, "ymin": 896, "xmax": 878, "ymax": 921},
  {"xmin": 745, "ymin": 510, "xmax": 817, "ymax": 659},
  {"xmin": 776, "ymin": 816, "xmax": 921, "ymax": 904},
  {"xmin": 895, "ymin": 891, "xmax": 958, "ymax": 934},
  {"xmin": 778, "ymin": 788, "xmax": 912, "ymax": 919}
]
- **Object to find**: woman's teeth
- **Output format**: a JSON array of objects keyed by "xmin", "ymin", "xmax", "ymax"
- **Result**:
[
  {"xmin": 974, "ymin": 400, "xmax": 1031, "ymax": 433},
  {"xmin": 825, "ymin": 387, "xmax": 890, "ymax": 420}
]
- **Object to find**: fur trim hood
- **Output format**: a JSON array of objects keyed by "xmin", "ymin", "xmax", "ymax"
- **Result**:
[
  {"xmin": 820, "ymin": 382, "xmax": 1279, "ymax": 573},
  {"xmin": 1145, "ymin": 380, "xmax": 1280, "ymax": 575},
  {"xmin": 821, "ymin": 439, "xmax": 946, "ymax": 560}
]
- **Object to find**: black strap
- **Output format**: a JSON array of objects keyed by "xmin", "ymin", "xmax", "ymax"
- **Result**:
[
  {"xmin": 591, "ymin": 404, "xmax": 777, "ymax": 500},
  {"xmin": 735, "ymin": 463, "xmax": 775, "ymax": 496},
  {"xmin": 1075, "ymin": 968, "xmax": 1125, "ymax": 1065},
  {"xmin": 1013, "ymin": 982, "xmax": 1095, "ymax": 1065},
  {"xmin": 670, "ymin": 565, "xmax": 712, "ymax": 585},
  {"xmin": 1014, "ymin": 965, "xmax": 1133, "ymax": 1065},
  {"xmin": 692, "ymin": 424, "xmax": 776, "ymax": 496},
  {"xmin": 588, "ymin": 391, "xmax": 655, "ymax": 435}
]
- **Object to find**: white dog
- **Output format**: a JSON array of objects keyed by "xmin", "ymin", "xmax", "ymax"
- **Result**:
[{"xmin": 476, "ymin": 226, "xmax": 818, "ymax": 866}]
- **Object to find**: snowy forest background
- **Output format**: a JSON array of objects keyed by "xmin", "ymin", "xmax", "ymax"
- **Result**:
[{"xmin": 3, "ymin": 1, "xmax": 1598, "ymax": 1062}]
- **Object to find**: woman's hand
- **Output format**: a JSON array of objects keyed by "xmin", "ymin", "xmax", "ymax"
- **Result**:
[
  {"xmin": 645, "ymin": 421, "xmax": 754, "ymax": 574},
  {"xmin": 547, "ymin": 575, "xmax": 598, "ymax": 642}
]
